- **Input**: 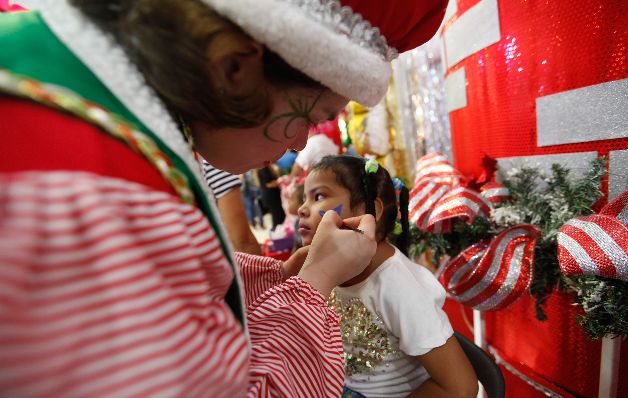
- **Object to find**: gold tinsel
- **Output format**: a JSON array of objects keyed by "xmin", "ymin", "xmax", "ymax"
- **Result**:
[
  {"xmin": 345, "ymin": 75, "xmax": 411, "ymax": 182},
  {"xmin": 329, "ymin": 291, "xmax": 395, "ymax": 376}
]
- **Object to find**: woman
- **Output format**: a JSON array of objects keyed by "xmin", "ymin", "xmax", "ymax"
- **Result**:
[{"xmin": 0, "ymin": 0, "xmax": 447, "ymax": 396}]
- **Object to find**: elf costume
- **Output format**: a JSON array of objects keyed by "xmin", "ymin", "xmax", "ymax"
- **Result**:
[{"xmin": 0, "ymin": 1, "xmax": 446, "ymax": 396}]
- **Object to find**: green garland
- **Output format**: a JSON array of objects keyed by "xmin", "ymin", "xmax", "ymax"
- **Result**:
[
  {"xmin": 566, "ymin": 276, "xmax": 628, "ymax": 340},
  {"xmin": 409, "ymin": 157, "xmax": 628, "ymax": 339}
]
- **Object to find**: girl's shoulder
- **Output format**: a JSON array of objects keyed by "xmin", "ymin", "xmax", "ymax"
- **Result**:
[
  {"xmin": 372, "ymin": 249, "xmax": 438, "ymax": 285},
  {"xmin": 339, "ymin": 249, "xmax": 443, "ymax": 305},
  {"xmin": 369, "ymin": 251, "xmax": 446, "ymax": 307}
]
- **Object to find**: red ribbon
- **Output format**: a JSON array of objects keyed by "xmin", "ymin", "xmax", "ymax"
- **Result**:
[
  {"xmin": 557, "ymin": 191, "xmax": 628, "ymax": 281},
  {"xmin": 410, "ymin": 153, "xmax": 509, "ymax": 232},
  {"xmin": 426, "ymin": 187, "xmax": 493, "ymax": 231},
  {"xmin": 480, "ymin": 181, "xmax": 512, "ymax": 205},
  {"xmin": 413, "ymin": 152, "xmax": 465, "ymax": 185},
  {"xmin": 413, "ymin": 153, "xmax": 540, "ymax": 311},
  {"xmin": 440, "ymin": 225, "xmax": 541, "ymax": 311}
]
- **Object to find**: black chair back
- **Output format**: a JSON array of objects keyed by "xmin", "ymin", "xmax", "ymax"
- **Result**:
[{"xmin": 454, "ymin": 332, "xmax": 505, "ymax": 398}]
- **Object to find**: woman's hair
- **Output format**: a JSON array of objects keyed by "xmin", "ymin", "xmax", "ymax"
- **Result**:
[
  {"xmin": 311, "ymin": 156, "xmax": 410, "ymax": 255},
  {"xmin": 69, "ymin": 0, "xmax": 322, "ymax": 128}
]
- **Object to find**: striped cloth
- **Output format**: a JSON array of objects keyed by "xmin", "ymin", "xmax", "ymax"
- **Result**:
[
  {"xmin": 557, "ymin": 191, "xmax": 628, "ymax": 281},
  {"xmin": 0, "ymin": 68, "xmax": 344, "ymax": 398},
  {"xmin": 202, "ymin": 160, "xmax": 242, "ymax": 199},
  {"xmin": 0, "ymin": 171, "xmax": 345, "ymax": 397}
]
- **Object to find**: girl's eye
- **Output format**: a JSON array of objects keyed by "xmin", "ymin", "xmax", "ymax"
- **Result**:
[{"xmin": 314, "ymin": 193, "xmax": 326, "ymax": 201}]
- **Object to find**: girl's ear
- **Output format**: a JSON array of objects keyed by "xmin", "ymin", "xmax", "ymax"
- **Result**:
[{"xmin": 373, "ymin": 197, "xmax": 384, "ymax": 222}]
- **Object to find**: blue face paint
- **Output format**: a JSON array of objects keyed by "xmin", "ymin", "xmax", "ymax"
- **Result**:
[{"xmin": 319, "ymin": 204, "xmax": 343, "ymax": 218}]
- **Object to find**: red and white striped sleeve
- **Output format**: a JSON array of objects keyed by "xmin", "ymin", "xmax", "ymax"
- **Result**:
[
  {"xmin": 246, "ymin": 277, "xmax": 346, "ymax": 398},
  {"xmin": 235, "ymin": 253, "xmax": 346, "ymax": 397},
  {"xmin": 0, "ymin": 171, "xmax": 250, "ymax": 398},
  {"xmin": 0, "ymin": 172, "xmax": 346, "ymax": 398},
  {"xmin": 234, "ymin": 252, "xmax": 284, "ymax": 308}
]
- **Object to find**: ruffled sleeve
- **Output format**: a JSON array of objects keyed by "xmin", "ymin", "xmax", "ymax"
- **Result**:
[
  {"xmin": 0, "ymin": 171, "xmax": 250, "ymax": 398},
  {"xmin": 246, "ymin": 277, "xmax": 345, "ymax": 397},
  {"xmin": 235, "ymin": 253, "xmax": 346, "ymax": 397},
  {"xmin": 235, "ymin": 252, "xmax": 285, "ymax": 308}
]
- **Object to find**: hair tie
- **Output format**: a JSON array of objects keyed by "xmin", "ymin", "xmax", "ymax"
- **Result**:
[
  {"xmin": 391, "ymin": 178, "xmax": 405, "ymax": 236},
  {"xmin": 361, "ymin": 159, "xmax": 377, "ymax": 216},
  {"xmin": 391, "ymin": 177, "xmax": 405, "ymax": 191},
  {"xmin": 365, "ymin": 158, "xmax": 379, "ymax": 174}
]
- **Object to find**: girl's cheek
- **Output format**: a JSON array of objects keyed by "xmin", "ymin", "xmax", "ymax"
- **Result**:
[{"xmin": 312, "ymin": 219, "xmax": 322, "ymax": 233}]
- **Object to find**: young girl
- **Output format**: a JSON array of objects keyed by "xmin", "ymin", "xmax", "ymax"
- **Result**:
[{"xmin": 298, "ymin": 156, "xmax": 478, "ymax": 398}]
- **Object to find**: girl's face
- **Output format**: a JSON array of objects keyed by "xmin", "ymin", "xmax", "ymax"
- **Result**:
[
  {"xmin": 194, "ymin": 88, "xmax": 348, "ymax": 174},
  {"xmin": 297, "ymin": 169, "xmax": 364, "ymax": 245}
]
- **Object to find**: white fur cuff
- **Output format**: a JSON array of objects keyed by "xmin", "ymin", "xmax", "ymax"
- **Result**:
[{"xmin": 203, "ymin": 0, "xmax": 391, "ymax": 107}]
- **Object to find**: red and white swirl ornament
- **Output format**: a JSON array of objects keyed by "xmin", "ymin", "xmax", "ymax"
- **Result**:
[
  {"xmin": 440, "ymin": 225, "xmax": 541, "ymax": 311},
  {"xmin": 557, "ymin": 191, "xmax": 628, "ymax": 281},
  {"xmin": 414, "ymin": 152, "xmax": 465, "ymax": 185},
  {"xmin": 410, "ymin": 152, "xmax": 497, "ymax": 233},
  {"xmin": 480, "ymin": 182, "xmax": 512, "ymax": 205},
  {"xmin": 425, "ymin": 187, "xmax": 493, "ymax": 232},
  {"xmin": 408, "ymin": 179, "xmax": 451, "ymax": 229}
]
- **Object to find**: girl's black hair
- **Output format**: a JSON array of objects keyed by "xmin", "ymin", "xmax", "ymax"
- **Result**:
[{"xmin": 311, "ymin": 156, "xmax": 410, "ymax": 255}]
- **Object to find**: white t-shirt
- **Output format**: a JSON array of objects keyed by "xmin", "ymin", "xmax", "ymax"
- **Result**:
[
  {"xmin": 294, "ymin": 134, "xmax": 339, "ymax": 169},
  {"xmin": 333, "ymin": 247, "xmax": 453, "ymax": 398}
]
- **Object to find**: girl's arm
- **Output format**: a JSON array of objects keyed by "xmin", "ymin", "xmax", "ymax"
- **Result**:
[
  {"xmin": 217, "ymin": 187, "xmax": 262, "ymax": 255},
  {"xmin": 407, "ymin": 336, "xmax": 478, "ymax": 398}
]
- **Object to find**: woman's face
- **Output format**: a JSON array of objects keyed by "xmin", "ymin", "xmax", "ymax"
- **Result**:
[
  {"xmin": 195, "ymin": 87, "xmax": 348, "ymax": 174},
  {"xmin": 297, "ymin": 169, "xmax": 363, "ymax": 245}
]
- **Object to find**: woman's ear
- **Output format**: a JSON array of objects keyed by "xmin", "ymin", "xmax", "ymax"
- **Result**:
[
  {"xmin": 208, "ymin": 40, "xmax": 265, "ymax": 97},
  {"xmin": 374, "ymin": 197, "xmax": 384, "ymax": 222}
]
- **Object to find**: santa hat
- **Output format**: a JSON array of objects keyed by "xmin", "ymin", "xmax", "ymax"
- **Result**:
[
  {"xmin": 203, "ymin": 0, "xmax": 448, "ymax": 107},
  {"xmin": 309, "ymin": 118, "xmax": 342, "ymax": 151}
]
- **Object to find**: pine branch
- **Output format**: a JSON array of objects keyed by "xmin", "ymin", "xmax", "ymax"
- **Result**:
[{"xmin": 565, "ymin": 276, "xmax": 628, "ymax": 339}]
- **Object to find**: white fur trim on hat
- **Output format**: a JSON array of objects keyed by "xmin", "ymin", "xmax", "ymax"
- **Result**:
[{"xmin": 202, "ymin": 0, "xmax": 391, "ymax": 107}]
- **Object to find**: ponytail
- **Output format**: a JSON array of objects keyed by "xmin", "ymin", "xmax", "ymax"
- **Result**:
[
  {"xmin": 394, "ymin": 185, "xmax": 410, "ymax": 256},
  {"xmin": 361, "ymin": 160, "xmax": 377, "ymax": 217}
]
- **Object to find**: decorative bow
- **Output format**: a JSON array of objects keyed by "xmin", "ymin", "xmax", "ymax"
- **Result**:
[
  {"xmin": 409, "ymin": 152, "xmax": 510, "ymax": 232},
  {"xmin": 412, "ymin": 152, "xmax": 541, "ymax": 311}
]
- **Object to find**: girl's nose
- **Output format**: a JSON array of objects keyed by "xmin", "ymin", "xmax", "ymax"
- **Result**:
[{"xmin": 297, "ymin": 202, "xmax": 309, "ymax": 218}]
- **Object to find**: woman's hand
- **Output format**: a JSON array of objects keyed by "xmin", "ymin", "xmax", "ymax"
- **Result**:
[
  {"xmin": 298, "ymin": 211, "xmax": 377, "ymax": 296},
  {"xmin": 282, "ymin": 245, "xmax": 310, "ymax": 278}
]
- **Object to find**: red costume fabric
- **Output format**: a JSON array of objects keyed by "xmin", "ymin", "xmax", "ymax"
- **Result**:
[{"xmin": 0, "ymin": 97, "xmax": 344, "ymax": 397}]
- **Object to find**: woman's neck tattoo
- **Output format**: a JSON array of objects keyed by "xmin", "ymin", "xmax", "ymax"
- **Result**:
[{"xmin": 263, "ymin": 90, "xmax": 324, "ymax": 142}]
